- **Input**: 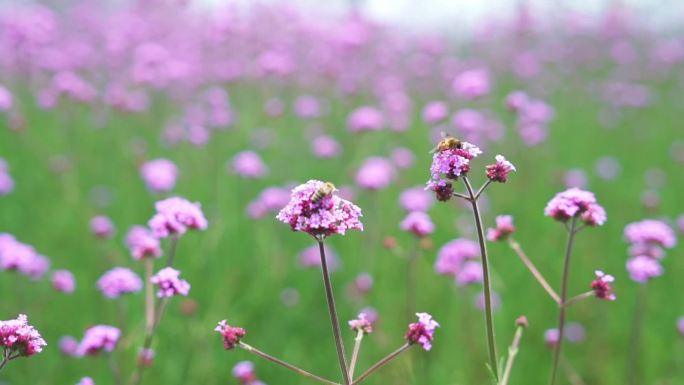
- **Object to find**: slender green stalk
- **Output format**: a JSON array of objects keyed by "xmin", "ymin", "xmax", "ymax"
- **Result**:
[
  {"xmin": 463, "ymin": 176, "xmax": 499, "ymax": 380},
  {"xmin": 108, "ymin": 352, "xmax": 122, "ymax": 385},
  {"xmin": 549, "ymin": 216, "xmax": 578, "ymax": 385},
  {"xmin": 627, "ymin": 284, "xmax": 647, "ymax": 385},
  {"xmin": 563, "ymin": 291, "xmax": 594, "ymax": 308},
  {"xmin": 348, "ymin": 330, "xmax": 364, "ymax": 380},
  {"xmin": 500, "ymin": 322, "xmax": 526, "ymax": 385},
  {"xmin": 0, "ymin": 348, "xmax": 9, "ymax": 371},
  {"xmin": 508, "ymin": 239, "xmax": 561, "ymax": 304},
  {"xmin": 351, "ymin": 344, "xmax": 412, "ymax": 385},
  {"xmin": 317, "ymin": 239, "xmax": 351, "ymax": 385},
  {"xmin": 165, "ymin": 235, "xmax": 179, "ymax": 267},
  {"xmin": 239, "ymin": 342, "xmax": 340, "ymax": 385},
  {"xmin": 144, "ymin": 258, "xmax": 154, "ymax": 334}
]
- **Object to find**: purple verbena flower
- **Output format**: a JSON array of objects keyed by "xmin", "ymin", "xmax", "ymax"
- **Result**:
[
  {"xmin": 405, "ymin": 312, "xmax": 439, "ymax": 351},
  {"xmin": 97, "ymin": 267, "xmax": 143, "ymax": 299},
  {"xmin": 150, "ymin": 267, "xmax": 190, "ymax": 298},
  {"xmin": 0, "ymin": 314, "xmax": 46, "ymax": 357}
]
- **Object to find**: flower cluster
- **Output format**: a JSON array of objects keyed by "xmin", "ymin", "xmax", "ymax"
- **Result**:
[
  {"xmin": 148, "ymin": 197, "xmax": 208, "ymax": 238},
  {"xmin": 591, "ymin": 271, "xmax": 616, "ymax": 300},
  {"xmin": 485, "ymin": 155, "xmax": 516, "ymax": 183},
  {"xmin": 0, "ymin": 233, "xmax": 50, "ymax": 280},
  {"xmin": 426, "ymin": 142, "xmax": 482, "ymax": 201},
  {"xmin": 544, "ymin": 188, "xmax": 607, "ymax": 226},
  {"xmin": 215, "ymin": 320, "xmax": 246, "ymax": 350},
  {"xmin": 400, "ymin": 211, "xmax": 435, "ymax": 238},
  {"xmin": 140, "ymin": 158, "xmax": 178, "ymax": 193},
  {"xmin": 348, "ymin": 313, "xmax": 374, "ymax": 335},
  {"xmin": 97, "ymin": 267, "xmax": 143, "ymax": 299},
  {"xmin": 233, "ymin": 361, "xmax": 266, "ymax": 385},
  {"xmin": 76, "ymin": 325, "xmax": 120, "ymax": 356},
  {"xmin": 0, "ymin": 158, "xmax": 14, "ymax": 196},
  {"xmin": 231, "ymin": 151, "xmax": 268, "ymax": 179},
  {"xmin": 76, "ymin": 377, "xmax": 95, "ymax": 385},
  {"xmin": 405, "ymin": 313, "xmax": 439, "ymax": 351},
  {"xmin": 246, "ymin": 186, "xmax": 291, "ymax": 219},
  {"xmin": 434, "ymin": 238, "xmax": 482, "ymax": 286},
  {"xmin": 624, "ymin": 219, "xmax": 676, "ymax": 283},
  {"xmin": 355, "ymin": 157, "xmax": 396, "ymax": 191},
  {"xmin": 399, "ymin": 186, "xmax": 434, "ymax": 212},
  {"xmin": 125, "ymin": 225, "xmax": 162, "ymax": 260},
  {"xmin": 51, "ymin": 270, "xmax": 76, "ymax": 294},
  {"xmin": 505, "ymin": 91, "xmax": 555, "ymax": 146},
  {"xmin": 0, "ymin": 314, "xmax": 47, "ymax": 357},
  {"xmin": 486, "ymin": 215, "xmax": 515, "ymax": 241},
  {"xmin": 276, "ymin": 180, "xmax": 363, "ymax": 238},
  {"xmin": 89, "ymin": 216, "xmax": 116, "ymax": 239},
  {"xmin": 150, "ymin": 267, "xmax": 191, "ymax": 298}
]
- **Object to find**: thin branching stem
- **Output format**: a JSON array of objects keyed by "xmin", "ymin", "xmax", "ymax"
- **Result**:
[
  {"xmin": 500, "ymin": 323, "xmax": 526, "ymax": 385},
  {"xmin": 563, "ymin": 291, "xmax": 594, "ymax": 308},
  {"xmin": 550, "ymin": 216, "xmax": 578, "ymax": 385},
  {"xmin": 348, "ymin": 330, "xmax": 364, "ymax": 380},
  {"xmin": 463, "ymin": 176, "xmax": 499, "ymax": 380},
  {"xmin": 239, "ymin": 342, "xmax": 340, "ymax": 385},
  {"xmin": 351, "ymin": 344, "xmax": 412, "ymax": 385},
  {"xmin": 508, "ymin": 239, "xmax": 561, "ymax": 304}
]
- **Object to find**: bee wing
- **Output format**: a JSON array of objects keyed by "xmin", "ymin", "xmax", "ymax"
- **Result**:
[{"xmin": 428, "ymin": 144, "xmax": 440, "ymax": 154}]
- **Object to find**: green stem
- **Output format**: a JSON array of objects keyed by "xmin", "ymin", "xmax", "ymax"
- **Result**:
[
  {"xmin": 508, "ymin": 239, "xmax": 561, "ymax": 304},
  {"xmin": 348, "ymin": 330, "xmax": 364, "ymax": 380},
  {"xmin": 351, "ymin": 344, "xmax": 412, "ymax": 385},
  {"xmin": 549, "ymin": 216, "xmax": 578, "ymax": 385},
  {"xmin": 317, "ymin": 238, "xmax": 351, "ymax": 385},
  {"xmin": 463, "ymin": 176, "xmax": 499, "ymax": 380},
  {"xmin": 500, "ymin": 324, "xmax": 526, "ymax": 385}
]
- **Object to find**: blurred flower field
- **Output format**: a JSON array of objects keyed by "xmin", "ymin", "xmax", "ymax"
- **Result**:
[{"xmin": 0, "ymin": 1, "xmax": 683, "ymax": 385}]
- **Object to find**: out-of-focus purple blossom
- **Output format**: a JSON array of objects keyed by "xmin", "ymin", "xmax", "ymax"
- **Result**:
[
  {"xmin": 0, "ymin": 234, "xmax": 51, "ymax": 280},
  {"xmin": 626, "ymin": 256, "xmax": 663, "ymax": 283},
  {"xmin": 544, "ymin": 188, "xmax": 606, "ymax": 226},
  {"xmin": 390, "ymin": 147, "xmax": 415, "ymax": 169},
  {"xmin": 564, "ymin": 169, "xmax": 588, "ymax": 189},
  {"xmin": 280, "ymin": 288, "xmax": 300, "ymax": 307},
  {"xmin": 125, "ymin": 225, "xmax": 162, "ymax": 260},
  {"xmin": 678, "ymin": 317, "xmax": 684, "ymax": 336},
  {"xmin": 455, "ymin": 261, "xmax": 483, "ymax": 286},
  {"xmin": 422, "ymin": 101, "xmax": 449, "ymax": 124},
  {"xmin": 452, "ymin": 68, "xmax": 490, "ymax": 99},
  {"xmin": 405, "ymin": 312, "xmax": 439, "ymax": 351},
  {"xmin": 400, "ymin": 211, "xmax": 435, "ymax": 238},
  {"xmin": 59, "ymin": 335, "xmax": 78, "ymax": 356},
  {"xmin": 545, "ymin": 328, "xmax": 560, "ymax": 348},
  {"xmin": 90, "ymin": 215, "xmax": 116, "ymax": 239},
  {"xmin": 294, "ymin": 95, "xmax": 322, "ymax": 119},
  {"xmin": 311, "ymin": 135, "xmax": 341, "ymax": 159},
  {"xmin": 137, "ymin": 348, "xmax": 154, "ymax": 367},
  {"xmin": 140, "ymin": 159, "xmax": 178, "ymax": 193},
  {"xmin": 97, "ymin": 267, "xmax": 143, "ymax": 299},
  {"xmin": 0, "ymin": 158, "xmax": 13, "ymax": 195},
  {"xmin": 347, "ymin": 106, "xmax": 384, "ymax": 132},
  {"xmin": 233, "ymin": 361, "xmax": 257, "ymax": 383},
  {"xmin": 434, "ymin": 238, "xmax": 479, "ymax": 276},
  {"xmin": 360, "ymin": 307, "xmax": 379, "ymax": 325},
  {"xmin": 150, "ymin": 267, "xmax": 190, "ymax": 298},
  {"xmin": 474, "ymin": 291, "xmax": 501, "ymax": 312},
  {"xmin": 353, "ymin": 272, "xmax": 373, "ymax": 295},
  {"xmin": 0, "ymin": 314, "xmax": 46, "ymax": 357},
  {"xmin": 265, "ymin": 98, "xmax": 285, "ymax": 117},
  {"xmin": 595, "ymin": 157, "xmax": 621, "ymax": 181},
  {"xmin": 77, "ymin": 325, "xmax": 120, "ymax": 356},
  {"xmin": 276, "ymin": 180, "xmax": 363, "ymax": 238},
  {"xmin": 640, "ymin": 190, "xmax": 661, "ymax": 210},
  {"xmin": 355, "ymin": 157, "xmax": 396, "ymax": 190},
  {"xmin": 505, "ymin": 91, "xmax": 529, "ymax": 112},
  {"xmin": 0, "ymin": 85, "xmax": 12, "ymax": 111},
  {"xmin": 399, "ymin": 186, "xmax": 433, "ymax": 212},
  {"xmin": 246, "ymin": 186, "xmax": 291, "ymax": 219},
  {"xmin": 51, "ymin": 269, "xmax": 75, "ymax": 294},
  {"xmin": 148, "ymin": 197, "xmax": 208, "ymax": 238},
  {"xmin": 298, "ymin": 244, "xmax": 339, "ymax": 271},
  {"xmin": 624, "ymin": 219, "xmax": 676, "ymax": 249},
  {"xmin": 487, "ymin": 215, "xmax": 515, "ymax": 242},
  {"xmin": 231, "ymin": 151, "xmax": 267, "ymax": 179},
  {"xmin": 564, "ymin": 323, "xmax": 586, "ymax": 343},
  {"xmin": 452, "ymin": 109, "xmax": 485, "ymax": 134},
  {"xmin": 644, "ymin": 168, "xmax": 666, "ymax": 189}
]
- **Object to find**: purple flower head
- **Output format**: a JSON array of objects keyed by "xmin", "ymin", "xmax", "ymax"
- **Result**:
[
  {"xmin": 76, "ymin": 377, "xmax": 95, "ymax": 385},
  {"xmin": 435, "ymin": 238, "xmax": 479, "ymax": 276},
  {"xmin": 545, "ymin": 328, "xmax": 560, "ymax": 348},
  {"xmin": 353, "ymin": 272, "xmax": 373, "ymax": 294},
  {"xmin": 151, "ymin": 267, "xmax": 191, "ymax": 298},
  {"xmin": 233, "ymin": 361, "xmax": 257, "ymax": 383},
  {"xmin": 422, "ymin": 101, "xmax": 449, "ymax": 124},
  {"xmin": 51, "ymin": 269, "xmax": 76, "ymax": 294},
  {"xmin": 0, "ymin": 234, "xmax": 50, "ymax": 280},
  {"xmin": 138, "ymin": 348, "xmax": 154, "ymax": 367},
  {"xmin": 486, "ymin": 155, "xmax": 516, "ymax": 183},
  {"xmin": 0, "ymin": 85, "xmax": 13, "ymax": 111},
  {"xmin": 59, "ymin": 335, "xmax": 78, "ymax": 356},
  {"xmin": 678, "ymin": 317, "xmax": 684, "ymax": 337},
  {"xmin": 405, "ymin": 312, "xmax": 439, "ymax": 351},
  {"xmin": 595, "ymin": 157, "xmax": 622, "ymax": 181},
  {"xmin": 294, "ymin": 95, "xmax": 322, "ymax": 119},
  {"xmin": 97, "ymin": 267, "xmax": 143, "ymax": 299},
  {"xmin": 125, "ymin": 225, "xmax": 162, "ymax": 260},
  {"xmin": 487, "ymin": 215, "xmax": 515, "ymax": 242},
  {"xmin": 348, "ymin": 313, "xmax": 373, "ymax": 334},
  {"xmin": 544, "ymin": 188, "xmax": 606, "ymax": 226},
  {"xmin": 452, "ymin": 109, "xmax": 485, "ymax": 134},
  {"xmin": 247, "ymin": 186, "xmax": 291, "ymax": 219},
  {"xmin": 426, "ymin": 141, "xmax": 481, "ymax": 201},
  {"xmin": 474, "ymin": 291, "xmax": 501, "ymax": 312},
  {"xmin": 0, "ymin": 314, "xmax": 46, "ymax": 357},
  {"xmin": 276, "ymin": 180, "xmax": 363, "ymax": 239},
  {"xmin": 148, "ymin": 197, "xmax": 208, "ymax": 238},
  {"xmin": 90, "ymin": 215, "xmax": 116, "ymax": 239},
  {"xmin": 0, "ymin": 169, "xmax": 14, "ymax": 196},
  {"xmin": 390, "ymin": 147, "xmax": 415, "ymax": 169},
  {"xmin": 565, "ymin": 323, "xmax": 586, "ymax": 343},
  {"xmin": 624, "ymin": 220, "xmax": 676, "ymax": 249},
  {"xmin": 231, "ymin": 151, "xmax": 267, "ymax": 179},
  {"xmin": 77, "ymin": 325, "xmax": 120, "ymax": 356},
  {"xmin": 626, "ymin": 256, "xmax": 663, "ymax": 283},
  {"xmin": 347, "ymin": 106, "xmax": 384, "ymax": 132},
  {"xmin": 564, "ymin": 169, "xmax": 588, "ymax": 189},
  {"xmin": 399, "ymin": 186, "xmax": 433, "ymax": 212},
  {"xmin": 455, "ymin": 261, "xmax": 483, "ymax": 286},
  {"xmin": 591, "ymin": 270, "xmax": 616, "ymax": 300},
  {"xmin": 505, "ymin": 91, "xmax": 529, "ymax": 112},
  {"xmin": 215, "ymin": 320, "xmax": 246, "ymax": 350},
  {"xmin": 355, "ymin": 157, "xmax": 396, "ymax": 190},
  {"xmin": 140, "ymin": 159, "xmax": 178, "ymax": 193},
  {"xmin": 298, "ymin": 244, "xmax": 339, "ymax": 271},
  {"xmin": 400, "ymin": 211, "xmax": 435, "ymax": 238},
  {"xmin": 311, "ymin": 136, "xmax": 341, "ymax": 159},
  {"xmin": 452, "ymin": 68, "xmax": 490, "ymax": 99}
]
